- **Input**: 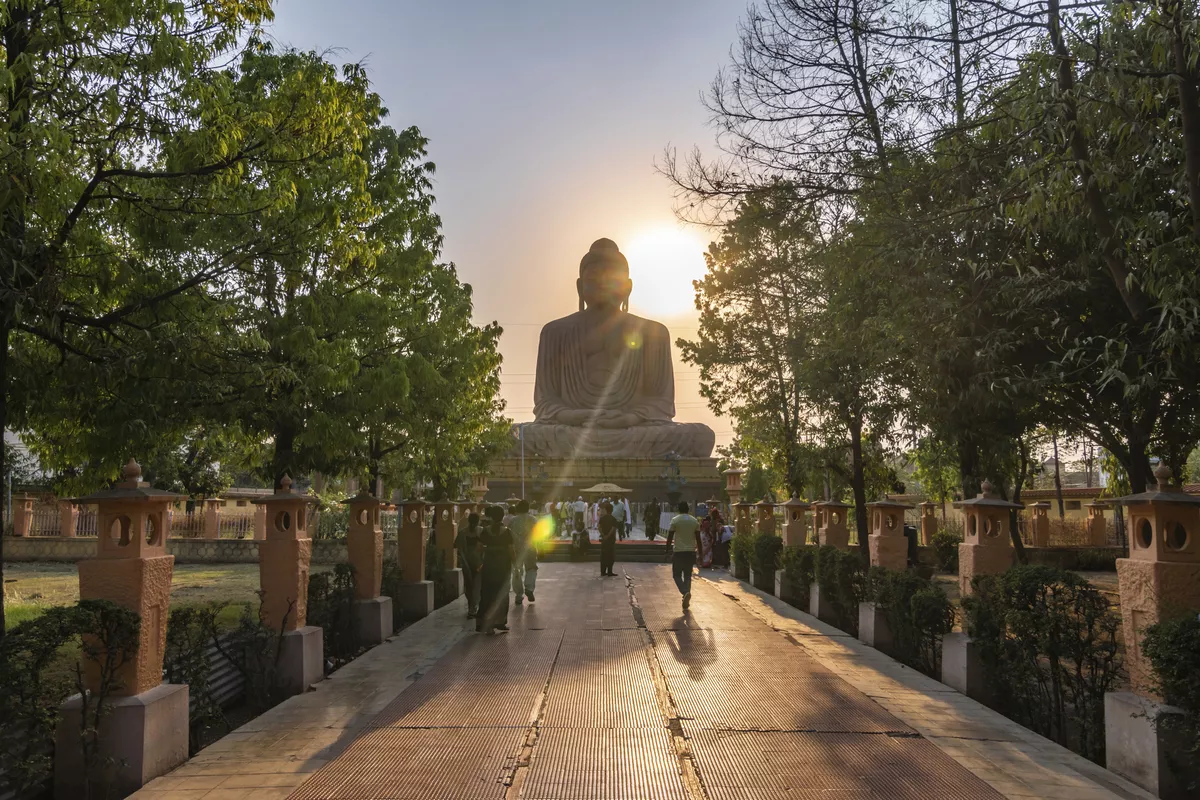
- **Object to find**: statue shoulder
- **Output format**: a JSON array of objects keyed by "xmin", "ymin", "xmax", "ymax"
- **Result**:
[
  {"xmin": 540, "ymin": 312, "xmax": 585, "ymax": 337},
  {"xmin": 625, "ymin": 313, "xmax": 671, "ymax": 344}
]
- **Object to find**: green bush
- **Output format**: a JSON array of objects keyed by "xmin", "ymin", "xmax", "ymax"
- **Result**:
[
  {"xmin": 308, "ymin": 563, "xmax": 361, "ymax": 667},
  {"xmin": 164, "ymin": 604, "xmax": 228, "ymax": 755},
  {"xmin": 380, "ymin": 559, "xmax": 405, "ymax": 632},
  {"xmin": 211, "ymin": 594, "xmax": 292, "ymax": 714},
  {"xmin": 866, "ymin": 566, "xmax": 954, "ymax": 676},
  {"xmin": 1142, "ymin": 614, "xmax": 1200, "ymax": 785},
  {"xmin": 315, "ymin": 506, "xmax": 350, "ymax": 540},
  {"xmin": 750, "ymin": 532, "xmax": 784, "ymax": 574},
  {"xmin": 814, "ymin": 546, "xmax": 866, "ymax": 634},
  {"xmin": 931, "ymin": 523, "xmax": 963, "ymax": 573},
  {"xmin": 778, "ymin": 545, "xmax": 816, "ymax": 610},
  {"xmin": 0, "ymin": 600, "xmax": 141, "ymax": 798},
  {"xmin": 964, "ymin": 565, "xmax": 1121, "ymax": 764},
  {"xmin": 730, "ymin": 533, "xmax": 754, "ymax": 573}
]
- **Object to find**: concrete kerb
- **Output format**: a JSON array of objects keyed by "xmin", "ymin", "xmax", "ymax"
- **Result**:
[{"xmin": 709, "ymin": 570, "xmax": 1157, "ymax": 800}]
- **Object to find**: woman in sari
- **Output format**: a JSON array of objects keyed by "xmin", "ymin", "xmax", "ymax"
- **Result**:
[{"xmin": 698, "ymin": 510, "xmax": 715, "ymax": 568}]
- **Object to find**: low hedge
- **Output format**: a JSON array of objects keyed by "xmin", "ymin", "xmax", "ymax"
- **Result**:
[
  {"xmin": 778, "ymin": 545, "xmax": 816, "ymax": 610},
  {"xmin": 865, "ymin": 566, "xmax": 954, "ymax": 677},
  {"xmin": 730, "ymin": 533, "xmax": 754, "ymax": 578},
  {"xmin": 750, "ymin": 532, "xmax": 784, "ymax": 575},
  {"xmin": 814, "ymin": 546, "xmax": 867, "ymax": 634},
  {"xmin": 1143, "ymin": 614, "xmax": 1200, "ymax": 788},
  {"xmin": 931, "ymin": 525, "xmax": 962, "ymax": 573}
]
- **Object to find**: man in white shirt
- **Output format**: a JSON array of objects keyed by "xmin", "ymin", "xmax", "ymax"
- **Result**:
[
  {"xmin": 612, "ymin": 498, "xmax": 627, "ymax": 541},
  {"xmin": 666, "ymin": 501, "xmax": 700, "ymax": 611}
]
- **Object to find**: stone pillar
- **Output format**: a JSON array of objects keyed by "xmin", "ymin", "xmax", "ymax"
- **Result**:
[
  {"xmin": 754, "ymin": 499, "xmax": 777, "ymax": 536},
  {"xmin": 1027, "ymin": 502, "xmax": 1051, "ymax": 547},
  {"xmin": 1085, "ymin": 502, "xmax": 1108, "ymax": 547},
  {"xmin": 253, "ymin": 503, "xmax": 267, "ymax": 541},
  {"xmin": 56, "ymin": 459, "xmax": 188, "ymax": 799},
  {"xmin": 733, "ymin": 501, "xmax": 753, "ymax": 537},
  {"xmin": 723, "ymin": 467, "xmax": 744, "ymax": 508},
  {"xmin": 918, "ymin": 501, "xmax": 938, "ymax": 546},
  {"xmin": 469, "ymin": 472, "xmax": 489, "ymax": 505},
  {"xmin": 781, "ymin": 496, "xmax": 810, "ymax": 548},
  {"xmin": 954, "ymin": 480, "xmax": 1020, "ymax": 598},
  {"xmin": 396, "ymin": 499, "xmax": 433, "ymax": 620},
  {"xmin": 201, "ymin": 497, "xmax": 222, "ymax": 540},
  {"xmin": 343, "ymin": 491, "xmax": 392, "ymax": 645},
  {"xmin": 866, "ymin": 499, "xmax": 913, "ymax": 570},
  {"xmin": 58, "ymin": 500, "xmax": 77, "ymax": 538},
  {"xmin": 433, "ymin": 502, "xmax": 463, "ymax": 604},
  {"xmin": 254, "ymin": 476, "xmax": 322, "ymax": 697},
  {"xmin": 12, "ymin": 494, "xmax": 33, "ymax": 537},
  {"xmin": 1104, "ymin": 464, "xmax": 1200, "ymax": 798},
  {"xmin": 816, "ymin": 501, "xmax": 851, "ymax": 550}
]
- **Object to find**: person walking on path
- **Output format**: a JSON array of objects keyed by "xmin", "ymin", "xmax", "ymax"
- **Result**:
[
  {"xmin": 622, "ymin": 497, "xmax": 633, "ymax": 538},
  {"xmin": 665, "ymin": 501, "xmax": 700, "ymax": 611},
  {"xmin": 455, "ymin": 512, "xmax": 485, "ymax": 618},
  {"xmin": 508, "ymin": 500, "xmax": 538, "ymax": 605},
  {"xmin": 644, "ymin": 497, "xmax": 661, "ymax": 541},
  {"xmin": 598, "ymin": 501, "xmax": 619, "ymax": 576},
  {"xmin": 612, "ymin": 497, "xmax": 627, "ymax": 541},
  {"xmin": 477, "ymin": 505, "xmax": 515, "ymax": 634}
]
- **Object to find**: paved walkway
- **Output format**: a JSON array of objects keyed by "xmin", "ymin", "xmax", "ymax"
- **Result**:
[{"xmin": 134, "ymin": 563, "xmax": 1155, "ymax": 800}]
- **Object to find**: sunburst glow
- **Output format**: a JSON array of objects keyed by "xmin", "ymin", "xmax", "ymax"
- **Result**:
[{"xmin": 624, "ymin": 226, "xmax": 709, "ymax": 317}]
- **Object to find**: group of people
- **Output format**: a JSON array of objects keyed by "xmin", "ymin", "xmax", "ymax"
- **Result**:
[
  {"xmin": 550, "ymin": 496, "xmax": 634, "ymax": 539},
  {"xmin": 453, "ymin": 500, "xmax": 540, "ymax": 635}
]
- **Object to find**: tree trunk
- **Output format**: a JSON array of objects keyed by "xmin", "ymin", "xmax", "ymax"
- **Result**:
[
  {"xmin": 272, "ymin": 427, "xmax": 296, "ymax": 490},
  {"xmin": 1011, "ymin": 438, "xmax": 1031, "ymax": 565},
  {"xmin": 849, "ymin": 416, "xmax": 869, "ymax": 544},
  {"xmin": 1052, "ymin": 432, "xmax": 1065, "ymax": 519}
]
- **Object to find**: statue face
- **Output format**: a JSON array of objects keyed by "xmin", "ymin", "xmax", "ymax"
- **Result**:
[{"xmin": 577, "ymin": 265, "xmax": 632, "ymax": 311}]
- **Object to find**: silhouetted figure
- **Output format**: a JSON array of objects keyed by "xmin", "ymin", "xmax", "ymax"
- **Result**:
[
  {"xmin": 477, "ymin": 505, "xmax": 515, "ymax": 634},
  {"xmin": 598, "ymin": 501, "xmax": 619, "ymax": 576},
  {"xmin": 455, "ymin": 512, "xmax": 484, "ymax": 618},
  {"xmin": 509, "ymin": 499, "xmax": 538, "ymax": 604},
  {"xmin": 645, "ymin": 497, "xmax": 661, "ymax": 541}
]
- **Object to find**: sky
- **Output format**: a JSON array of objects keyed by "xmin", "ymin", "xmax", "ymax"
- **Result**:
[{"xmin": 267, "ymin": 1, "xmax": 747, "ymax": 451}]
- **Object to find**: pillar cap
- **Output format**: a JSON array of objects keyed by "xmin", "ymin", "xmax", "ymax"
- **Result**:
[
  {"xmin": 783, "ymin": 495, "xmax": 811, "ymax": 508},
  {"xmin": 342, "ymin": 488, "xmax": 383, "ymax": 507},
  {"xmin": 866, "ymin": 497, "xmax": 913, "ymax": 510},
  {"xmin": 1026, "ymin": 501, "xmax": 1052, "ymax": 509},
  {"xmin": 811, "ymin": 500, "xmax": 853, "ymax": 508},
  {"xmin": 252, "ymin": 474, "xmax": 319, "ymax": 506},
  {"xmin": 1113, "ymin": 464, "xmax": 1200, "ymax": 506},
  {"xmin": 953, "ymin": 480, "xmax": 1022, "ymax": 509},
  {"xmin": 73, "ymin": 458, "xmax": 186, "ymax": 503}
]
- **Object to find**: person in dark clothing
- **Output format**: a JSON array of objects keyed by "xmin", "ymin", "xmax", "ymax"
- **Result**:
[
  {"xmin": 477, "ymin": 505, "xmax": 515, "ymax": 634},
  {"xmin": 455, "ymin": 512, "xmax": 485, "ymax": 618},
  {"xmin": 644, "ymin": 497, "xmax": 661, "ymax": 541},
  {"xmin": 597, "ymin": 501, "xmax": 619, "ymax": 576}
]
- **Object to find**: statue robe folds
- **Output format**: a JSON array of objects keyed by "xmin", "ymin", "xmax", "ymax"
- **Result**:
[{"xmin": 519, "ymin": 310, "xmax": 716, "ymax": 459}]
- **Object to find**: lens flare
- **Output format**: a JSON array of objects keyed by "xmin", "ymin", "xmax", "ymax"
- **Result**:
[{"xmin": 532, "ymin": 516, "xmax": 555, "ymax": 543}]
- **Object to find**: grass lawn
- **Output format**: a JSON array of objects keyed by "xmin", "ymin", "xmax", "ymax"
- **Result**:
[{"xmin": 3, "ymin": 562, "xmax": 331, "ymax": 630}]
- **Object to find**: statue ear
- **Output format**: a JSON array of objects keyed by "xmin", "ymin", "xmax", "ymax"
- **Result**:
[{"xmin": 576, "ymin": 277, "xmax": 584, "ymax": 312}]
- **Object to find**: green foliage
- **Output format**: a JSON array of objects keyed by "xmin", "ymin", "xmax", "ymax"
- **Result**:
[
  {"xmin": 866, "ymin": 567, "xmax": 954, "ymax": 676},
  {"xmin": 931, "ymin": 523, "xmax": 963, "ymax": 573},
  {"xmin": 730, "ymin": 533, "xmax": 754, "ymax": 576},
  {"xmin": 380, "ymin": 559, "xmax": 405, "ymax": 633},
  {"xmin": 307, "ymin": 564, "xmax": 361, "ymax": 667},
  {"xmin": 1142, "ymin": 615, "xmax": 1200, "ymax": 781},
  {"xmin": 211, "ymin": 595, "xmax": 288, "ymax": 714},
  {"xmin": 964, "ymin": 566, "xmax": 1122, "ymax": 764},
  {"xmin": 814, "ymin": 546, "xmax": 866, "ymax": 635},
  {"xmin": 164, "ymin": 604, "xmax": 228, "ymax": 756},
  {"xmin": 750, "ymin": 532, "xmax": 784, "ymax": 575},
  {"xmin": 316, "ymin": 507, "xmax": 350, "ymax": 541},
  {"xmin": 777, "ymin": 545, "xmax": 816, "ymax": 610},
  {"xmin": 0, "ymin": 600, "xmax": 140, "ymax": 798}
]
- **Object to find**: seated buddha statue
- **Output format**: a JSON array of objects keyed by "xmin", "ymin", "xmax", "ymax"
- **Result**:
[{"xmin": 518, "ymin": 238, "xmax": 715, "ymax": 459}]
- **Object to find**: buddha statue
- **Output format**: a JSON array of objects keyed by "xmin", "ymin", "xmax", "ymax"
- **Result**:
[{"xmin": 519, "ymin": 238, "xmax": 715, "ymax": 459}]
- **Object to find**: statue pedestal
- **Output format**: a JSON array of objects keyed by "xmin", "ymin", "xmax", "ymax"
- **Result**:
[
  {"xmin": 355, "ymin": 597, "xmax": 393, "ymax": 646},
  {"xmin": 55, "ymin": 683, "xmax": 188, "ymax": 799}
]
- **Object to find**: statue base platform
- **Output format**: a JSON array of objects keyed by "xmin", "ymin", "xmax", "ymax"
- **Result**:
[
  {"xmin": 485, "ymin": 456, "xmax": 721, "ymax": 506},
  {"xmin": 279, "ymin": 626, "xmax": 324, "ymax": 696},
  {"xmin": 396, "ymin": 580, "xmax": 435, "ymax": 621},
  {"xmin": 55, "ymin": 683, "xmax": 188, "ymax": 799},
  {"xmin": 355, "ymin": 597, "xmax": 393, "ymax": 646}
]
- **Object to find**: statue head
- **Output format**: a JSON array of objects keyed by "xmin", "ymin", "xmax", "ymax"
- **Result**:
[{"xmin": 577, "ymin": 238, "xmax": 632, "ymax": 312}]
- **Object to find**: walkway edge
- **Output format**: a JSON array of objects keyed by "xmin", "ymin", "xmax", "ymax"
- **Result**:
[{"xmin": 702, "ymin": 572, "xmax": 1157, "ymax": 800}]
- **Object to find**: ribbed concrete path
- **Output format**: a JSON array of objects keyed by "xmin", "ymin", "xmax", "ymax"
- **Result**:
[{"xmin": 134, "ymin": 563, "xmax": 1155, "ymax": 800}]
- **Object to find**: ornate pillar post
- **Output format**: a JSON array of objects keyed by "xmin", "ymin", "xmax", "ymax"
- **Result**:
[
  {"xmin": 1085, "ymin": 502, "xmax": 1108, "ymax": 547},
  {"xmin": 1027, "ymin": 502, "xmax": 1051, "ymax": 547},
  {"xmin": 781, "ymin": 496, "xmax": 810, "ymax": 548},
  {"xmin": 918, "ymin": 501, "xmax": 938, "ymax": 546},
  {"xmin": 816, "ymin": 501, "xmax": 852, "ymax": 550},
  {"xmin": 55, "ymin": 459, "xmax": 188, "ymax": 798},
  {"xmin": 433, "ymin": 501, "xmax": 463, "ymax": 604},
  {"xmin": 58, "ymin": 499, "xmax": 77, "ymax": 538},
  {"xmin": 953, "ymin": 481, "xmax": 1021, "ymax": 598},
  {"xmin": 396, "ymin": 498, "xmax": 434, "ymax": 620},
  {"xmin": 469, "ymin": 472, "xmax": 489, "ymax": 505},
  {"xmin": 866, "ymin": 498, "xmax": 913, "ymax": 570},
  {"xmin": 12, "ymin": 494, "xmax": 33, "ymax": 537},
  {"xmin": 1105, "ymin": 464, "xmax": 1200, "ymax": 797},
  {"xmin": 343, "ymin": 490, "xmax": 392, "ymax": 644},
  {"xmin": 754, "ymin": 498, "xmax": 777, "ymax": 536},
  {"xmin": 201, "ymin": 497, "xmax": 222, "ymax": 540},
  {"xmin": 253, "ymin": 476, "xmax": 322, "ymax": 696},
  {"xmin": 723, "ymin": 468, "xmax": 744, "ymax": 512},
  {"xmin": 733, "ymin": 501, "xmax": 753, "ymax": 537}
]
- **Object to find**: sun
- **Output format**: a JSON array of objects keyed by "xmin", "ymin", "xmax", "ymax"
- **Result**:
[{"xmin": 623, "ymin": 226, "xmax": 709, "ymax": 318}]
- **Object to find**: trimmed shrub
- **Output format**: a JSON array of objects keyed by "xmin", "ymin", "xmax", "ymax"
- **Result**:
[
  {"xmin": 778, "ymin": 545, "xmax": 816, "ymax": 610},
  {"xmin": 164, "ymin": 604, "xmax": 228, "ymax": 755},
  {"xmin": 307, "ymin": 563, "xmax": 361, "ymax": 667},
  {"xmin": 730, "ymin": 533, "xmax": 754, "ymax": 579},
  {"xmin": 964, "ymin": 565, "xmax": 1121, "ymax": 764},
  {"xmin": 814, "ymin": 546, "xmax": 866, "ymax": 634},
  {"xmin": 931, "ymin": 523, "xmax": 963, "ymax": 573},
  {"xmin": 865, "ymin": 566, "xmax": 954, "ymax": 676},
  {"xmin": 380, "ymin": 559, "xmax": 405, "ymax": 632},
  {"xmin": 751, "ymin": 532, "xmax": 784, "ymax": 575},
  {"xmin": 1142, "ymin": 614, "xmax": 1200, "ymax": 786}
]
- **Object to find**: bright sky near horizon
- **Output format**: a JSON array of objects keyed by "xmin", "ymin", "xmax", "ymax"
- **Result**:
[{"xmin": 267, "ymin": 1, "xmax": 744, "ymax": 452}]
